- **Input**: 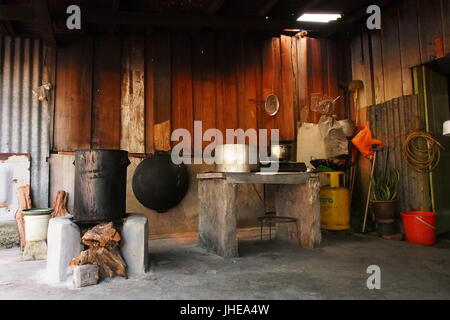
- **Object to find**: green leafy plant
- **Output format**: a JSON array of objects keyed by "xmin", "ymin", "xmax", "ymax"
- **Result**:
[{"xmin": 371, "ymin": 168, "xmax": 400, "ymax": 201}]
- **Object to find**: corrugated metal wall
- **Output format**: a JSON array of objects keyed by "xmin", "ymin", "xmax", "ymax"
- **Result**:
[
  {"xmin": 0, "ymin": 36, "xmax": 50, "ymax": 207},
  {"xmin": 367, "ymin": 95, "xmax": 431, "ymax": 213}
]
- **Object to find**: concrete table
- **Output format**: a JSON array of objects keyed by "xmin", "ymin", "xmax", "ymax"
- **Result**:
[{"xmin": 197, "ymin": 172, "xmax": 321, "ymax": 258}]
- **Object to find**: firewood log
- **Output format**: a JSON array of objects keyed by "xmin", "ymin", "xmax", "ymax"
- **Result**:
[
  {"xmin": 52, "ymin": 190, "xmax": 69, "ymax": 218},
  {"xmin": 69, "ymin": 222, "xmax": 127, "ymax": 278},
  {"xmin": 16, "ymin": 185, "xmax": 32, "ymax": 250},
  {"xmin": 81, "ymin": 222, "xmax": 121, "ymax": 249}
]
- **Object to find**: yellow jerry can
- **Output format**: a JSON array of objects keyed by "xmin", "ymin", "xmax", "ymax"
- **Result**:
[{"xmin": 320, "ymin": 172, "xmax": 350, "ymax": 230}]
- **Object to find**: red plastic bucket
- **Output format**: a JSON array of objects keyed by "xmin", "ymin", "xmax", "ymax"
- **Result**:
[{"xmin": 401, "ymin": 211, "xmax": 437, "ymax": 245}]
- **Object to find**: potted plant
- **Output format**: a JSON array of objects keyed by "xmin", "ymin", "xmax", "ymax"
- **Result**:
[{"xmin": 370, "ymin": 168, "xmax": 400, "ymax": 225}]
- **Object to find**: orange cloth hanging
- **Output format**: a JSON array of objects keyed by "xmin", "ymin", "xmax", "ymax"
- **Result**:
[{"xmin": 351, "ymin": 122, "xmax": 383, "ymax": 159}]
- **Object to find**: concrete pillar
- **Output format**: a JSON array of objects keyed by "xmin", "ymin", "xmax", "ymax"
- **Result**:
[
  {"xmin": 275, "ymin": 177, "xmax": 322, "ymax": 249},
  {"xmin": 121, "ymin": 214, "xmax": 148, "ymax": 276},
  {"xmin": 46, "ymin": 217, "xmax": 82, "ymax": 283},
  {"xmin": 198, "ymin": 178, "xmax": 238, "ymax": 258}
]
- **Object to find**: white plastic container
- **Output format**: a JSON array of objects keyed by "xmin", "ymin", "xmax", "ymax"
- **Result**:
[
  {"xmin": 215, "ymin": 144, "xmax": 259, "ymax": 173},
  {"xmin": 24, "ymin": 212, "xmax": 52, "ymax": 242},
  {"xmin": 443, "ymin": 120, "xmax": 450, "ymax": 136}
]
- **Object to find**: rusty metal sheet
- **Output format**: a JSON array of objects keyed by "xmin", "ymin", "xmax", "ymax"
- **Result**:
[{"xmin": 0, "ymin": 36, "xmax": 50, "ymax": 208}]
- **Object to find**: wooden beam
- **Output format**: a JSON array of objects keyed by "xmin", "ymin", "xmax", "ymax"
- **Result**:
[
  {"xmin": 0, "ymin": 21, "xmax": 14, "ymax": 35},
  {"xmin": 32, "ymin": 0, "xmax": 57, "ymax": 47},
  {"xmin": 257, "ymin": 0, "xmax": 278, "ymax": 17},
  {"xmin": 0, "ymin": 5, "xmax": 35, "ymax": 21},
  {"xmin": 81, "ymin": 10, "xmax": 333, "ymax": 31},
  {"xmin": 109, "ymin": 0, "xmax": 121, "ymax": 33},
  {"xmin": 0, "ymin": 0, "xmax": 15, "ymax": 35},
  {"xmin": 0, "ymin": 4, "xmax": 334, "ymax": 32},
  {"xmin": 206, "ymin": 0, "xmax": 225, "ymax": 15},
  {"xmin": 294, "ymin": 0, "xmax": 323, "ymax": 19}
]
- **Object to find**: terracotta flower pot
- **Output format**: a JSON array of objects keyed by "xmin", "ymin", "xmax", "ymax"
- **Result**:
[{"xmin": 370, "ymin": 200, "xmax": 398, "ymax": 224}]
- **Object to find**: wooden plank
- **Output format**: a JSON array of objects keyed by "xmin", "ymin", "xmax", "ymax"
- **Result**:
[
  {"xmin": 121, "ymin": 35, "xmax": 145, "ymax": 154},
  {"xmin": 370, "ymin": 31, "xmax": 385, "ymax": 105},
  {"xmin": 215, "ymin": 33, "xmax": 239, "ymax": 139},
  {"xmin": 153, "ymin": 32, "xmax": 172, "ymax": 151},
  {"xmin": 308, "ymin": 37, "xmax": 324, "ymax": 123},
  {"xmin": 336, "ymin": 34, "xmax": 353, "ymax": 119},
  {"xmin": 193, "ymin": 33, "xmax": 216, "ymax": 148},
  {"xmin": 418, "ymin": 0, "xmax": 444, "ymax": 63},
  {"xmin": 236, "ymin": 35, "xmax": 246, "ymax": 138},
  {"xmin": 278, "ymin": 35, "xmax": 295, "ymax": 141},
  {"xmin": 254, "ymin": 36, "xmax": 263, "ymax": 136},
  {"xmin": 350, "ymin": 34, "xmax": 368, "ymax": 115},
  {"xmin": 444, "ymin": 0, "xmax": 450, "ymax": 55},
  {"xmin": 145, "ymin": 35, "xmax": 154, "ymax": 154},
  {"xmin": 260, "ymin": 37, "xmax": 276, "ymax": 142},
  {"xmin": 326, "ymin": 39, "xmax": 342, "ymax": 116},
  {"xmin": 381, "ymin": 7, "xmax": 403, "ymax": 101},
  {"xmin": 398, "ymin": 0, "xmax": 422, "ymax": 96},
  {"xmin": 92, "ymin": 35, "xmax": 121, "ymax": 149},
  {"xmin": 321, "ymin": 39, "xmax": 329, "ymax": 97},
  {"xmin": 171, "ymin": 33, "xmax": 194, "ymax": 149},
  {"xmin": 361, "ymin": 33, "xmax": 374, "ymax": 107},
  {"xmin": 242, "ymin": 35, "xmax": 259, "ymax": 134},
  {"xmin": 235, "ymin": 35, "xmax": 259, "ymax": 138},
  {"xmin": 296, "ymin": 36, "xmax": 309, "ymax": 122},
  {"xmin": 397, "ymin": 96, "xmax": 411, "ymax": 212},
  {"xmin": 54, "ymin": 37, "xmax": 93, "ymax": 151},
  {"xmin": 291, "ymin": 36, "xmax": 299, "ymax": 126}
]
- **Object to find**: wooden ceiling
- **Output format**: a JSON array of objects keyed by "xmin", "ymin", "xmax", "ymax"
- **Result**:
[{"xmin": 0, "ymin": 0, "xmax": 397, "ymax": 46}]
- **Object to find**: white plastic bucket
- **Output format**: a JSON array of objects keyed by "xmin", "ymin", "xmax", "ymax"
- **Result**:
[{"xmin": 24, "ymin": 214, "xmax": 51, "ymax": 242}]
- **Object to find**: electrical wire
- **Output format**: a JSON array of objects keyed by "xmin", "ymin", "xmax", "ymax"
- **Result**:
[{"xmin": 403, "ymin": 131, "xmax": 444, "ymax": 173}]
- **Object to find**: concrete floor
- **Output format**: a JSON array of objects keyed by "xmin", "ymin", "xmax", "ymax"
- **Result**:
[{"xmin": 0, "ymin": 229, "xmax": 450, "ymax": 300}]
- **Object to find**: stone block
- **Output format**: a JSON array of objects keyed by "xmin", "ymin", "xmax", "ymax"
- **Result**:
[
  {"xmin": 23, "ymin": 240, "xmax": 47, "ymax": 260},
  {"xmin": 46, "ymin": 217, "xmax": 82, "ymax": 283},
  {"xmin": 121, "ymin": 214, "xmax": 148, "ymax": 276},
  {"xmin": 72, "ymin": 264, "xmax": 99, "ymax": 288}
]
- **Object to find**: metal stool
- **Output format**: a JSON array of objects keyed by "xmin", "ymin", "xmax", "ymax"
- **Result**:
[{"xmin": 258, "ymin": 213, "xmax": 299, "ymax": 242}]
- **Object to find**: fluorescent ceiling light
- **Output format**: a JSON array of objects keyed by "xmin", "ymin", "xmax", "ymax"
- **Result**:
[{"xmin": 297, "ymin": 13, "xmax": 342, "ymax": 23}]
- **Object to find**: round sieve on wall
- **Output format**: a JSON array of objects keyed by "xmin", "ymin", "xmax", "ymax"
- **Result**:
[{"xmin": 265, "ymin": 94, "xmax": 280, "ymax": 116}]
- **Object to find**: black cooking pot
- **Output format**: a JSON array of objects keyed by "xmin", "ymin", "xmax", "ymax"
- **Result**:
[
  {"xmin": 132, "ymin": 151, "xmax": 189, "ymax": 213},
  {"xmin": 73, "ymin": 149, "xmax": 130, "ymax": 223}
]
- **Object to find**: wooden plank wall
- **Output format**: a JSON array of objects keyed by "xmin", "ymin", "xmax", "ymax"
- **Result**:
[
  {"xmin": 53, "ymin": 32, "xmax": 350, "ymax": 153},
  {"xmin": 350, "ymin": 0, "xmax": 450, "ymax": 111},
  {"xmin": 367, "ymin": 95, "xmax": 431, "ymax": 213}
]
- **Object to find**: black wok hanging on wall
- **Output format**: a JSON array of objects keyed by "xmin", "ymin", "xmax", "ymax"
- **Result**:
[{"xmin": 132, "ymin": 151, "xmax": 189, "ymax": 213}]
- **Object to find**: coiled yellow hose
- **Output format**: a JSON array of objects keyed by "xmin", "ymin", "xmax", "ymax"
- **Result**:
[{"xmin": 403, "ymin": 131, "xmax": 444, "ymax": 173}]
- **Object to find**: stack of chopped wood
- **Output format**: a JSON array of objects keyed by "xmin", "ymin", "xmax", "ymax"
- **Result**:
[{"xmin": 70, "ymin": 222, "xmax": 127, "ymax": 278}]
